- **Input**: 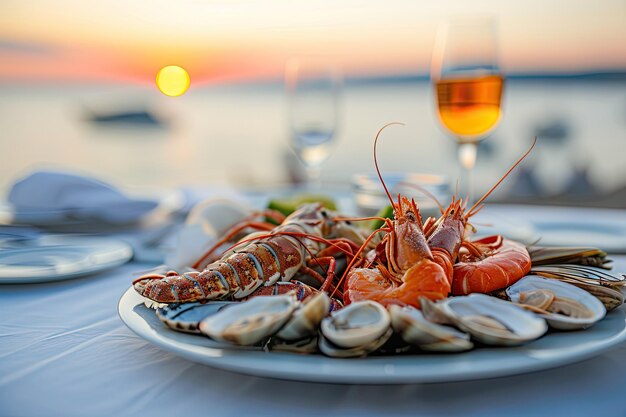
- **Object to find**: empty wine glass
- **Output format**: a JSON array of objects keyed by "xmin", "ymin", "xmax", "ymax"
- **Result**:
[
  {"xmin": 431, "ymin": 18, "xmax": 503, "ymax": 202},
  {"xmin": 285, "ymin": 57, "xmax": 341, "ymax": 190}
]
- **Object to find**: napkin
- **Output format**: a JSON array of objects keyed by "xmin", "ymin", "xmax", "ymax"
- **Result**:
[
  {"xmin": 165, "ymin": 198, "xmax": 251, "ymax": 270},
  {"xmin": 8, "ymin": 170, "xmax": 159, "ymax": 225}
]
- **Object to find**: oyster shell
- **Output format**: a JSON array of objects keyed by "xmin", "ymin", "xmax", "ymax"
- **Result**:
[
  {"xmin": 276, "ymin": 292, "xmax": 330, "ymax": 341},
  {"xmin": 439, "ymin": 294, "xmax": 548, "ymax": 346},
  {"xmin": 199, "ymin": 293, "xmax": 298, "ymax": 345},
  {"xmin": 389, "ymin": 305, "xmax": 473, "ymax": 352},
  {"xmin": 156, "ymin": 301, "xmax": 235, "ymax": 334},
  {"xmin": 506, "ymin": 275, "xmax": 606, "ymax": 330},
  {"xmin": 320, "ymin": 300, "xmax": 391, "ymax": 349}
]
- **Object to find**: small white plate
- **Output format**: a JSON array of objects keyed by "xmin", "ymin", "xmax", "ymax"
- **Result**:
[
  {"xmin": 118, "ymin": 287, "xmax": 626, "ymax": 384},
  {"xmin": 0, "ymin": 236, "xmax": 133, "ymax": 283}
]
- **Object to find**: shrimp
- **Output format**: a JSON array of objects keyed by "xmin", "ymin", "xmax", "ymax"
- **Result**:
[
  {"xmin": 342, "ymin": 124, "xmax": 452, "ymax": 308},
  {"xmin": 342, "ymin": 124, "xmax": 538, "ymax": 307},
  {"xmin": 344, "ymin": 197, "xmax": 451, "ymax": 308},
  {"xmin": 452, "ymin": 235, "xmax": 531, "ymax": 295}
]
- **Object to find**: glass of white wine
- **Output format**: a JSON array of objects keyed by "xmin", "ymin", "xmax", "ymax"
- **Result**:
[
  {"xmin": 285, "ymin": 57, "xmax": 341, "ymax": 190},
  {"xmin": 431, "ymin": 18, "xmax": 504, "ymax": 201}
]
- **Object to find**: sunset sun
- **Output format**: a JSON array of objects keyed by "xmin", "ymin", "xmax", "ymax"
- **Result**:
[{"xmin": 156, "ymin": 65, "xmax": 190, "ymax": 97}]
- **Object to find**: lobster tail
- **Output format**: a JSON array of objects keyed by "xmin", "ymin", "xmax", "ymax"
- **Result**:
[{"xmin": 133, "ymin": 235, "xmax": 306, "ymax": 303}]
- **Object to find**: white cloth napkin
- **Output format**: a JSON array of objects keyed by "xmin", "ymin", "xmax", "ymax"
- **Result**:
[
  {"xmin": 8, "ymin": 170, "xmax": 158, "ymax": 224},
  {"xmin": 165, "ymin": 198, "xmax": 251, "ymax": 270}
]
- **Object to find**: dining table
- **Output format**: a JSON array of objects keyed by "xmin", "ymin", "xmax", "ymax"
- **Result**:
[{"xmin": 1, "ymin": 202, "xmax": 626, "ymax": 417}]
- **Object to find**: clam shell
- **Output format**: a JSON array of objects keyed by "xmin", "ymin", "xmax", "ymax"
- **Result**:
[
  {"xmin": 441, "ymin": 294, "xmax": 548, "ymax": 346},
  {"xmin": 389, "ymin": 305, "xmax": 473, "ymax": 352},
  {"xmin": 419, "ymin": 296, "xmax": 455, "ymax": 325},
  {"xmin": 507, "ymin": 275, "xmax": 606, "ymax": 330},
  {"xmin": 199, "ymin": 294, "xmax": 299, "ymax": 345},
  {"xmin": 276, "ymin": 292, "xmax": 331, "ymax": 341},
  {"xmin": 156, "ymin": 301, "xmax": 235, "ymax": 334},
  {"xmin": 320, "ymin": 301, "xmax": 390, "ymax": 349},
  {"xmin": 319, "ymin": 328, "xmax": 393, "ymax": 358}
]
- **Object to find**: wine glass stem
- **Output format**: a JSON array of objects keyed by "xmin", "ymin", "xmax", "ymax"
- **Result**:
[
  {"xmin": 305, "ymin": 165, "xmax": 322, "ymax": 191},
  {"xmin": 458, "ymin": 142, "xmax": 478, "ymax": 203}
]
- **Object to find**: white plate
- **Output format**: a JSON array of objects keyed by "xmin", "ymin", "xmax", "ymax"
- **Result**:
[
  {"xmin": 118, "ymin": 287, "xmax": 626, "ymax": 384},
  {"xmin": 0, "ymin": 236, "xmax": 133, "ymax": 283}
]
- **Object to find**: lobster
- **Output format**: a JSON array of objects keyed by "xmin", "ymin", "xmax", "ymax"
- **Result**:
[
  {"xmin": 341, "ymin": 123, "xmax": 535, "ymax": 308},
  {"xmin": 133, "ymin": 203, "xmax": 366, "ymax": 304}
]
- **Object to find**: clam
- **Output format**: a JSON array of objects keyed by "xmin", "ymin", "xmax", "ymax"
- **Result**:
[
  {"xmin": 389, "ymin": 305, "xmax": 473, "ymax": 352},
  {"xmin": 438, "ymin": 294, "xmax": 548, "ymax": 346},
  {"xmin": 319, "ymin": 328, "xmax": 393, "ymax": 358},
  {"xmin": 156, "ymin": 301, "xmax": 235, "ymax": 334},
  {"xmin": 507, "ymin": 275, "xmax": 606, "ymax": 330},
  {"xmin": 276, "ymin": 292, "xmax": 331, "ymax": 341},
  {"xmin": 199, "ymin": 293, "xmax": 299, "ymax": 345},
  {"xmin": 319, "ymin": 300, "xmax": 391, "ymax": 357}
]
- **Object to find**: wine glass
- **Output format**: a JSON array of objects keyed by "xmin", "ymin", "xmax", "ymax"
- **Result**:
[
  {"xmin": 285, "ymin": 57, "xmax": 341, "ymax": 190},
  {"xmin": 431, "ymin": 18, "xmax": 503, "ymax": 201}
]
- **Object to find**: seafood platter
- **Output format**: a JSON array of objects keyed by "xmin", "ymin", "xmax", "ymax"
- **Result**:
[{"xmin": 120, "ymin": 126, "xmax": 626, "ymax": 382}]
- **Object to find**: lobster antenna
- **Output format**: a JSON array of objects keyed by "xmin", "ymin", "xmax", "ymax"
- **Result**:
[
  {"xmin": 373, "ymin": 122, "xmax": 405, "ymax": 214},
  {"xmin": 333, "ymin": 215, "xmax": 387, "ymax": 223},
  {"xmin": 467, "ymin": 137, "xmax": 537, "ymax": 218},
  {"xmin": 397, "ymin": 181, "xmax": 444, "ymax": 214},
  {"xmin": 222, "ymin": 230, "xmax": 356, "ymax": 259}
]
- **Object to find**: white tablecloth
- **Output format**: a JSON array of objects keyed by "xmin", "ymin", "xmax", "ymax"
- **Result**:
[{"xmin": 2, "ymin": 209, "xmax": 626, "ymax": 417}]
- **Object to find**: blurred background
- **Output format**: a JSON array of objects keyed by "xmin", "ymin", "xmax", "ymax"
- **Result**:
[{"xmin": 1, "ymin": 0, "xmax": 625, "ymax": 207}]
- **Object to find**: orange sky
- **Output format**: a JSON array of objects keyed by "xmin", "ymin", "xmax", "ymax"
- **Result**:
[{"xmin": 1, "ymin": 0, "xmax": 625, "ymax": 85}]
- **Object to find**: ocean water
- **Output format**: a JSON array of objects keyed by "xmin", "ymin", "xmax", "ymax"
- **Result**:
[{"xmin": 0, "ymin": 80, "xmax": 625, "ymax": 199}]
